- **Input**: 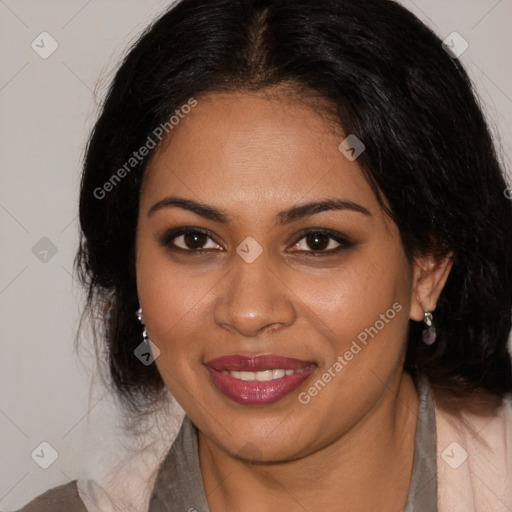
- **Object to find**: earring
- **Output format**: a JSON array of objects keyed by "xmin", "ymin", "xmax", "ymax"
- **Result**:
[
  {"xmin": 136, "ymin": 306, "xmax": 150, "ymax": 343},
  {"xmin": 134, "ymin": 306, "xmax": 161, "ymax": 365},
  {"xmin": 421, "ymin": 307, "xmax": 437, "ymax": 345}
]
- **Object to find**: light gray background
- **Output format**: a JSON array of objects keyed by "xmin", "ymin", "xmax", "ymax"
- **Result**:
[{"xmin": 1, "ymin": 0, "xmax": 511, "ymax": 509}]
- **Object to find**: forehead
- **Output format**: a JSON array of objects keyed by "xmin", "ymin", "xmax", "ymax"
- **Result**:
[{"xmin": 142, "ymin": 90, "xmax": 379, "ymax": 216}]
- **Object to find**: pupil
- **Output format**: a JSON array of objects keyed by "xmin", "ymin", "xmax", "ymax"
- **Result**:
[
  {"xmin": 306, "ymin": 233, "xmax": 329, "ymax": 250},
  {"xmin": 184, "ymin": 232, "xmax": 206, "ymax": 249}
]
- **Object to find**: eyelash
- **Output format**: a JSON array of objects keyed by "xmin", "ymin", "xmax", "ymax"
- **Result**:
[{"xmin": 159, "ymin": 226, "xmax": 354, "ymax": 256}]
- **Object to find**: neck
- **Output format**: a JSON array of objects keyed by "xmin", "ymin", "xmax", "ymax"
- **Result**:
[{"xmin": 199, "ymin": 371, "xmax": 419, "ymax": 512}]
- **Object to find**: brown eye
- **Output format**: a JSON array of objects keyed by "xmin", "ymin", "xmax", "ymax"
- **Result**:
[
  {"xmin": 304, "ymin": 233, "xmax": 332, "ymax": 251},
  {"xmin": 160, "ymin": 227, "xmax": 222, "ymax": 252},
  {"xmin": 288, "ymin": 229, "xmax": 354, "ymax": 255},
  {"xmin": 181, "ymin": 231, "xmax": 208, "ymax": 249}
]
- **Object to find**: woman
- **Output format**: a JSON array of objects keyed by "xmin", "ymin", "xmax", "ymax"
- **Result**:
[{"xmin": 17, "ymin": 0, "xmax": 512, "ymax": 510}]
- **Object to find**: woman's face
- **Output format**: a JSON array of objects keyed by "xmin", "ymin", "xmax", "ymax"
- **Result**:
[{"xmin": 136, "ymin": 90, "xmax": 419, "ymax": 461}]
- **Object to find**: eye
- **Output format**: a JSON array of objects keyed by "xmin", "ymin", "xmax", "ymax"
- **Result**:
[
  {"xmin": 160, "ymin": 227, "xmax": 223, "ymax": 252},
  {"xmin": 288, "ymin": 229, "xmax": 353, "ymax": 255},
  {"xmin": 159, "ymin": 227, "xmax": 353, "ymax": 255}
]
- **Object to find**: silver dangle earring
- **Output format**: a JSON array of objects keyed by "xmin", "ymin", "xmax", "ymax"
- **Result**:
[
  {"xmin": 422, "ymin": 308, "xmax": 437, "ymax": 345},
  {"xmin": 135, "ymin": 306, "xmax": 160, "ymax": 364},
  {"xmin": 136, "ymin": 306, "xmax": 150, "ymax": 343}
]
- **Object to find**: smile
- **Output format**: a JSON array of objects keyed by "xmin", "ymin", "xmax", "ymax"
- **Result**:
[{"xmin": 204, "ymin": 355, "xmax": 317, "ymax": 405}]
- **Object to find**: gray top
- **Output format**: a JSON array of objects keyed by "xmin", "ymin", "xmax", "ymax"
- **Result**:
[
  {"xmin": 15, "ymin": 372, "xmax": 437, "ymax": 512},
  {"xmin": 405, "ymin": 372, "xmax": 438, "ymax": 511},
  {"xmin": 14, "ymin": 480, "xmax": 88, "ymax": 512},
  {"xmin": 148, "ymin": 371, "xmax": 437, "ymax": 511}
]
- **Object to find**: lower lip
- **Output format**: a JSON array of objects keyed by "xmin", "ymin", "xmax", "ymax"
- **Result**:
[{"xmin": 205, "ymin": 365, "xmax": 317, "ymax": 405}]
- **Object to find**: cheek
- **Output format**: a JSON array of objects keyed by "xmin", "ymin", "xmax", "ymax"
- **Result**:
[
  {"xmin": 135, "ymin": 233, "xmax": 226, "ymax": 389},
  {"xmin": 294, "ymin": 245, "xmax": 412, "ymax": 350},
  {"xmin": 136, "ymin": 250, "xmax": 214, "ymax": 347},
  {"xmin": 292, "ymin": 248, "xmax": 412, "ymax": 429},
  {"xmin": 135, "ymin": 246, "xmax": 213, "ymax": 405}
]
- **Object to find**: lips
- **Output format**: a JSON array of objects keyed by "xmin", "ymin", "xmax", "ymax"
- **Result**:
[{"xmin": 205, "ymin": 354, "xmax": 317, "ymax": 405}]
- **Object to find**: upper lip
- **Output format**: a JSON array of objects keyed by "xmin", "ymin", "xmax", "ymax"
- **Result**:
[{"xmin": 205, "ymin": 354, "xmax": 317, "ymax": 372}]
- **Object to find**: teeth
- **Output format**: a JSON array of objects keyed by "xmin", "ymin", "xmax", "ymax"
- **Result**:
[{"xmin": 225, "ymin": 368, "xmax": 302, "ymax": 381}]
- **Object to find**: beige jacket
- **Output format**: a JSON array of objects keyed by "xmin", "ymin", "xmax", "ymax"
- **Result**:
[{"xmin": 435, "ymin": 392, "xmax": 512, "ymax": 511}]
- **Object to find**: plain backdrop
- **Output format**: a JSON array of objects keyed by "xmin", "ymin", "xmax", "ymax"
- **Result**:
[{"xmin": 1, "ymin": 0, "xmax": 511, "ymax": 509}]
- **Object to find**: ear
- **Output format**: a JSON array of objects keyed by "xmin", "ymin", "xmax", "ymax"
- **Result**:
[{"xmin": 410, "ymin": 253, "xmax": 453, "ymax": 322}]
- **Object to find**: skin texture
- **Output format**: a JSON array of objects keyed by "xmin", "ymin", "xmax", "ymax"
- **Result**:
[{"xmin": 136, "ymin": 89, "xmax": 452, "ymax": 512}]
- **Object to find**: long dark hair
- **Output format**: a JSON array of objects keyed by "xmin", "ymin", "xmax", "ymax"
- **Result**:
[{"xmin": 76, "ymin": 0, "xmax": 512, "ymax": 413}]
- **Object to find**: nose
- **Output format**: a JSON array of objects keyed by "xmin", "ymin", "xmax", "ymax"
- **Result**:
[{"xmin": 212, "ymin": 252, "xmax": 297, "ymax": 338}]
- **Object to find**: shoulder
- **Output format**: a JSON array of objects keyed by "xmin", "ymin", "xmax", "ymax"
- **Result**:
[
  {"xmin": 433, "ymin": 389, "xmax": 512, "ymax": 449},
  {"xmin": 14, "ymin": 481, "xmax": 88, "ymax": 512},
  {"xmin": 433, "ymin": 390, "xmax": 512, "ymax": 512}
]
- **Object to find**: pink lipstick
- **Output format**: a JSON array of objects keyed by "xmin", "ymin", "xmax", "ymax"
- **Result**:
[{"xmin": 205, "ymin": 354, "xmax": 317, "ymax": 405}]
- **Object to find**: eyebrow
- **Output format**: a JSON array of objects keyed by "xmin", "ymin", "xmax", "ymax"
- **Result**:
[{"xmin": 147, "ymin": 196, "xmax": 371, "ymax": 225}]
